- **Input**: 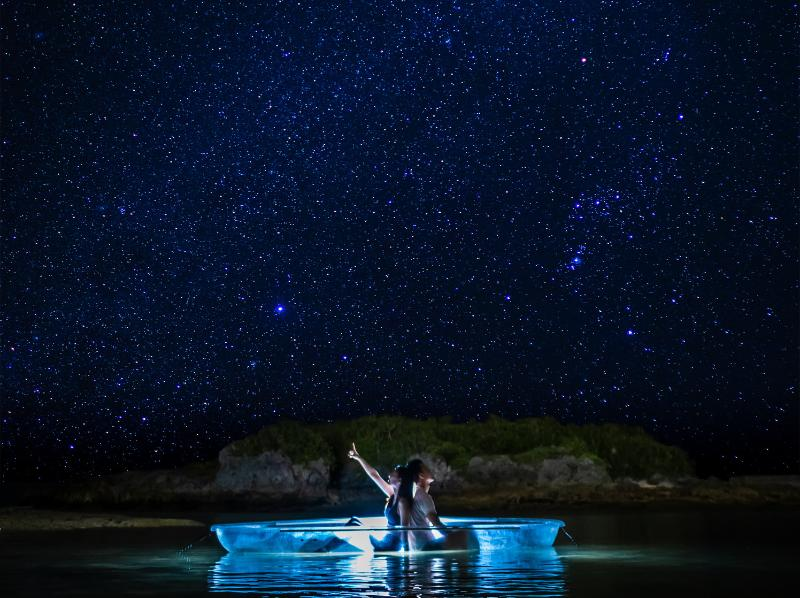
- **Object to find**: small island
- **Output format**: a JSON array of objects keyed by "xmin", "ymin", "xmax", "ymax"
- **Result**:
[{"xmin": 5, "ymin": 416, "xmax": 798, "ymax": 530}]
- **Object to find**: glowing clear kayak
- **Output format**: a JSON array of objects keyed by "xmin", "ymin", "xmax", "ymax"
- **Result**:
[{"xmin": 211, "ymin": 517, "xmax": 565, "ymax": 554}]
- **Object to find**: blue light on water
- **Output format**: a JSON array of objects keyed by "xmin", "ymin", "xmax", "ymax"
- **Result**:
[
  {"xmin": 211, "ymin": 517, "xmax": 565, "ymax": 555},
  {"xmin": 207, "ymin": 542, "xmax": 566, "ymax": 596},
  {"xmin": 10, "ymin": 511, "xmax": 791, "ymax": 598}
]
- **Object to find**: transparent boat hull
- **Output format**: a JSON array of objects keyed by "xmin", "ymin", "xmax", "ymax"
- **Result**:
[{"xmin": 211, "ymin": 517, "xmax": 565, "ymax": 554}]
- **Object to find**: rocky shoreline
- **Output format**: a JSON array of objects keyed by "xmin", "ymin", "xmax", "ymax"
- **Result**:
[
  {"xmin": 6, "ymin": 449, "xmax": 799, "ymax": 511},
  {"xmin": 3, "ymin": 476, "xmax": 799, "ymax": 533},
  {"xmin": 0, "ymin": 507, "xmax": 205, "ymax": 531},
  {"xmin": 5, "ymin": 418, "xmax": 797, "ymax": 513}
]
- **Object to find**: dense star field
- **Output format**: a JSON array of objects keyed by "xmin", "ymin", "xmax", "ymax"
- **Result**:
[{"xmin": 1, "ymin": 1, "xmax": 797, "ymax": 482}]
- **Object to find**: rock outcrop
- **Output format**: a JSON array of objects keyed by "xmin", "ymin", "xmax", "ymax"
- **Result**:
[
  {"xmin": 465, "ymin": 455, "xmax": 536, "ymax": 487},
  {"xmin": 462, "ymin": 454, "xmax": 610, "ymax": 488},
  {"xmin": 215, "ymin": 447, "xmax": 330, "ymax": 500},
  {"xmin": 537, "ymin": 456, "xmax": 611, "ymax": 486}
]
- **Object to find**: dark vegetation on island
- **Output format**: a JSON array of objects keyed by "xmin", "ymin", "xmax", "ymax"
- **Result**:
[
  {"xmin": 5, "ymin": 416, "xmax": 799, "ymax": 514},
  {"xmin": 227, "ymin": 415, "xmax": 694, "ymax": 478}
]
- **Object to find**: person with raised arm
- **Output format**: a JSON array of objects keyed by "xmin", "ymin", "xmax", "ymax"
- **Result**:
[{"xmin": 348, "ymin": 442, "xmax": 405, "ymax": 551}]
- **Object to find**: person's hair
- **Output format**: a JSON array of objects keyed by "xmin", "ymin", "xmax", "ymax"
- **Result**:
[
  {"xmin": 395, "ymin": 465, "xmax": 414, "ymax": 501},
  {"xmin": 406, "ymin": 458, "xmax": 424, "ymax": 482}
]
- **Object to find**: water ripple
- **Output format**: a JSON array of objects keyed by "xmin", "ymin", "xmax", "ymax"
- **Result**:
[{"xmin": 208, "ymin": 548, "xmax": 566, "ymax": 597}]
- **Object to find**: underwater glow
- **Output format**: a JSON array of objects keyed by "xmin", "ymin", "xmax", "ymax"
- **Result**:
[{"xmin": 211, "ymin": 517, "xmax": 565, "ymax": 555}]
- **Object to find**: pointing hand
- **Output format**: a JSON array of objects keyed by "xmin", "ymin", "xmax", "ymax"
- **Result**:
[{"xmin": 347, "ymin": 442, "xmax": 360, "ymax": 460}]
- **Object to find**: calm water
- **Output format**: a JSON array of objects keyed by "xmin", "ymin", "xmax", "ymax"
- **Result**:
[{"xmin": 1, "ymin": 508, "xmax": 797, "ymax": 597}]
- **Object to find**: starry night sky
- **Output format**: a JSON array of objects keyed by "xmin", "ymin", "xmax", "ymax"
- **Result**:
[{"xmin": 1, "ymin": 1, "xmax": 797, "ymax": 482}]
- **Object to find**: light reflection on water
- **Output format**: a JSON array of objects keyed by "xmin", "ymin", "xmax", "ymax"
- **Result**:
[
  {"xmin": 208, "ymin": 548, "xmax": 566, "ymax": 597},
  {"xmin": 4, "ymin": 509, "xmax": 798, "ymax": 596}
]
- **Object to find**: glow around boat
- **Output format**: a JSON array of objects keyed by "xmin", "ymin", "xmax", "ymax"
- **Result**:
[{"xmin": 211, "ymin": 517, "xmax": 565, "ymax": 554}]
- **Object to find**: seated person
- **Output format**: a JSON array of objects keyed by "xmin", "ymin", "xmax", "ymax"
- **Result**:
[
  {"xmin": 402, "ymin": 459, "xmax": 476, "ymax": 552},
  {"xmin": 348, "ymin": 442, "xmax": 404, "ymax": 551}
]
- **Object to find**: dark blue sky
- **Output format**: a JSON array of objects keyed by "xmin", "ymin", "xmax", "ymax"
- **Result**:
[{"xmin": 1, "ymin": 1, "xmax": 797, "ymax": 481}]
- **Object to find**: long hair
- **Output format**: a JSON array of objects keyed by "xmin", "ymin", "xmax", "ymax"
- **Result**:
[
  {"xmin": 395, "ymin": 465, "xmax": 414, "ymax": 502},
  {"xmin": 386, "ymin": 464, "xmax": 405, "ymax": 507},
  {"xmin": 406, "ymin": 458, "xmax": 424, "ymax": 483}
]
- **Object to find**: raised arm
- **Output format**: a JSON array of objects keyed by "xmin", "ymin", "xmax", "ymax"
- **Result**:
[{"xmin": 347, "ymin": 442, "xmax": 393, "ymax": 497}]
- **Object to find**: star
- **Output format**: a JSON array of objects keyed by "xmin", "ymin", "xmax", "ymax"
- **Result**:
[{"xmin": 1, "ymin": 0, "xmax": 792, "ymax": 482}]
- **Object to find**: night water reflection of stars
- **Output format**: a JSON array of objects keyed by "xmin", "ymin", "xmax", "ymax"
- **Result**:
[{"xmin": 1, "ymin": 1, "xmax": 797, "ymax": 481}]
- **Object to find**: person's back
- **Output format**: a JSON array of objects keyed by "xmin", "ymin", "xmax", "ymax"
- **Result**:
[
  {"xmin": 385, "ymin": 494, "xmax": 401, "ymax": 527},
  {"xmin": 408, "ymin": 487, "xmax": 436, "ymax": 548}
]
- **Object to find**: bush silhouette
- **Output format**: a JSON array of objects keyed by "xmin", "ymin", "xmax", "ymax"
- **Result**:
[{"xmin": 227, "ymin": 415, "xmax": 693, "ymax": 479}]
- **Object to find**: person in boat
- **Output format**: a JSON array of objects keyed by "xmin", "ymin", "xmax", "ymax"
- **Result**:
[
  {"xmin": 401, "ymin": 458, "xmax": 445, "ymax": 551},
  {"xmin": 347, "ymin": 442, "xmax": 405, "ymax": 550},
  {"xmin": 400, "ymin": 458, "xmax": 475, "ymax": 551}
]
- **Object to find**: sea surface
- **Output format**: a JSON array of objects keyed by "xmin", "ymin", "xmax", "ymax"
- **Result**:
[{"xmin": 1, "ymin": 507, "xmax": 797, "ymax": 597}]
